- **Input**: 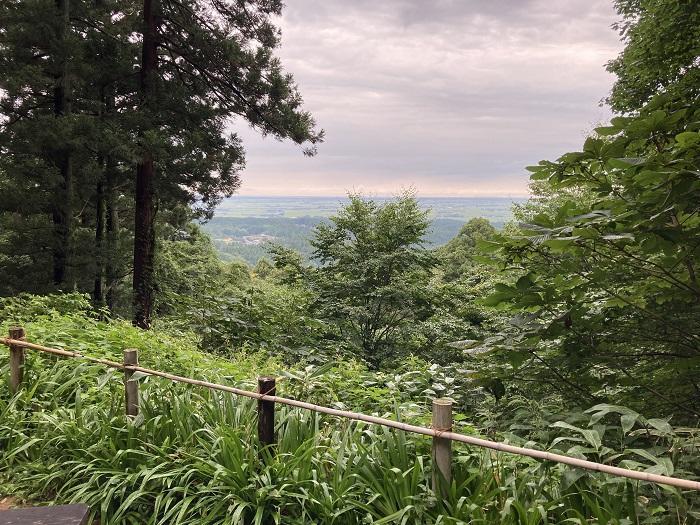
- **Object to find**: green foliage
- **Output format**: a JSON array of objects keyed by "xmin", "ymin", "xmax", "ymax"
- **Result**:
[
  {"xmin": 477, "ymin": 95, "xmax": 700, "ymax": 416},
  {"xmin": 310, "ymin": 192, "xmax": 437, "ymax": 367},
  {"xmin": 154, "ymin": 223, "xmax": 229, "ymax": 316},
  {"xmin": 607, "ymin": 0, "xmax": 700, "ymax": 112},
  {"xmin": 253, "ymin": 258, "xmax": 275, "ymax": 279},
  {"xmin": 267, "ymin": 243, "xmax": 307, "ymax": 285},
  {"xmin": 0, "ymin": 295, "xmax": 279, "ymax": 383},
  {"xmin": 177, "ymin": 281, "xmax": 328, "ymax": 362},
  {"xmin": 437, "ymin": 218, "xmax": 497, "ymax": 282},
  {"xmin": 0, "ymin": 302, "xmax": 697, "ymax": 523},
  {"xmin": 0, "ymin": 293, "xmax": 97, "ymax": 324},
  {"xmin": 397, "ymin": 276, "xmax": 496, "ymax": 367}
]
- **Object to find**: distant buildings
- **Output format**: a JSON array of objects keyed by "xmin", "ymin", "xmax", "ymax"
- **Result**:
[{"xmin": 217, "ymin": 234, "xmax": 277, "ymax": 246}]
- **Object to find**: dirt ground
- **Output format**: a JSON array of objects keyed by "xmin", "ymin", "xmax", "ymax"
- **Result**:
[{"xmin": 0, "ymin": 496, "xmax": 18, "ymax": 510}]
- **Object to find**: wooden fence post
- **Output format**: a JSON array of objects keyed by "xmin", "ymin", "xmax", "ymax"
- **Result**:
[
  {"xmin": 432, "ymin": 398, "xmax": 453, "ymax": 495},
  {"xmin": 123, "ymin": 349, "xmax": 139, "ymax": 417},
  {"xmin": 257, "ymin": 376, "xmax": 276, "ymax": 449},
  {"xmin": 9, "ymin": 326, "xmax": 26, "ymax": 395}
]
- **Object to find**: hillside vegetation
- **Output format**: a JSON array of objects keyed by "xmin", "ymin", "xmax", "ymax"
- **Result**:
[
  {"xmin": 1, "ymin": 294, "xmax": 698, "ymax": 524},
  {"xmin": 1, "ymin": 0, "xmax": 700, "ymax": 523}
]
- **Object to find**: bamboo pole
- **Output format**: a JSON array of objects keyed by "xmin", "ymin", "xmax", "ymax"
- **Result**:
[
  {"xmin": 8, "ymin": 327, "xmax": 25, "ymax": 395},
  {"xmin": 432, "ymin": 398, "xmax": 452, "ymax": 495},
  {"xmin": 0, "ymin": 337, "xmax": 124, "ymax": 368},
  {"xmin": 2, "ymin": 336, "xmax": 700, "ymax": 491},
  {"xmin": 123, "ymin": 349, "xmax": 139, "ymax": 417},
  {"xmin": 257, "ymin": 377, "xmax": 276, "ymax": 449}
]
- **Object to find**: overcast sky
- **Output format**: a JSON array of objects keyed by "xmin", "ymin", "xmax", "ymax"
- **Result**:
[{"xmin": 233, "ymin": 0, "xmax": 623, "ymax": 197}]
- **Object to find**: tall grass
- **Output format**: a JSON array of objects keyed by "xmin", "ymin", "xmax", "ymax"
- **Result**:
[{"xmin": 1, "ymin": 354, "xmax": 696, "ymax": 524}]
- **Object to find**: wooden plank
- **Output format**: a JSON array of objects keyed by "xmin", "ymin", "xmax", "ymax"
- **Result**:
[{"xmin": 0, "ymin": 504, "xmax": 90, "ymax": 524}]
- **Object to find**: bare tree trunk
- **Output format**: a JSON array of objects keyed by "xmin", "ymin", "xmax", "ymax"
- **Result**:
[
  {"xmin": 133, "ymin": 0, "xmax": 159, "ymax": 328},
  {"xmin": 105, "ymin": 156, "xmax": 119, "ymax": 311},
  {"xmin": 133, "ymin": 161, "xmax": 156, "ymax": 328},
  {"xmin": 93, "ymin": 173, "xmax": 106, "ymax": 306},
  {"xmin": 95, "ymin": 86, "xmax": 115, "ymax": 309},
  {"xmin": 52, "ymin": 0, "xmax": 72, "ymax": 287}
]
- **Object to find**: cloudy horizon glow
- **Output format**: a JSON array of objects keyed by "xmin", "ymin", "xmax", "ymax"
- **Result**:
[{"xmin": 232, "ymin": 0, "xmax": 623, "ymax": 197}]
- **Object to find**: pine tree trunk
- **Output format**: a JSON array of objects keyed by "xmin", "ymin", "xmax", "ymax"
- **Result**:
[
  {"xmin": 133, "ymin": 0, "xmax": 158, "ymax": 329},
  {"xmin": 100, "ymin": 87, "xmax": 120, "ymax": 312},
  {"xmin": 93, "ymin": 174, "xmax": 106, "ymax": 306},
  {"xmin": 94, "ymin": 87, "xmax": 108, "ymax": 307},
  {"xmin": 133, "ymin": 161, "xmax": 156, "ymax": 328},
  {"xmin": 105, "ymin": 156, "xmax": 119, "ymax": 311},
  {"xmin": 52, "ymin": 0, "xmax": 72, "ymax": 287}
]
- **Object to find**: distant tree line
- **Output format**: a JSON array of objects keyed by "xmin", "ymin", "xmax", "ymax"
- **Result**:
[{"xmin": 202, "ymin": 215, "xmax": 470, "ymax": 266}]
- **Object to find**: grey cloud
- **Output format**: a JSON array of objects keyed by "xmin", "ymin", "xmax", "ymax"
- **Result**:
[{"xmin": 233, "ymin": 0, "xmax": 622, "ymax": 196}]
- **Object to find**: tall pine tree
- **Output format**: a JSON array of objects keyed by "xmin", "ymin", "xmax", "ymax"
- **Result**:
[{"xmin": 128, "ymin": 0, "xmax": 323, "ymax": 328}]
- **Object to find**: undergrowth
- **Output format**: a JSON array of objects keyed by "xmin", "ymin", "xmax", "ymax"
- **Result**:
[{"xmin": 0, "ymin": 294, "xmax": 698, "ymax": 523}]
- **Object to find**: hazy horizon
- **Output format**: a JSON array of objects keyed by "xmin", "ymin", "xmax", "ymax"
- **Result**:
[
  {"xmin": 212, "ymin": 194, "xmax": 526, "ymax": 223},
  {"xmin": 219, "ymin": 193, "xmax": 529, "ymax": 199}
]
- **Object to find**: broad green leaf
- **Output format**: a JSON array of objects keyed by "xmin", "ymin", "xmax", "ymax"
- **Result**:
[{"xmin": 543, "ymin": 237, "xmax": 580, "ymax": 251}]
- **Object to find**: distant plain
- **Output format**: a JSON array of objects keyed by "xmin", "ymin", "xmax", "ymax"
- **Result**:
[{"xmin": 203, "ymin": 196, "xmax": 525, "ymax": 264}]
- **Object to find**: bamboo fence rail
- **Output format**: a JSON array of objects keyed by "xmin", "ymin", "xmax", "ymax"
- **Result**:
[{"xmin": 2, "ymin": 333, "xmax": 700, "ymax": 492}]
